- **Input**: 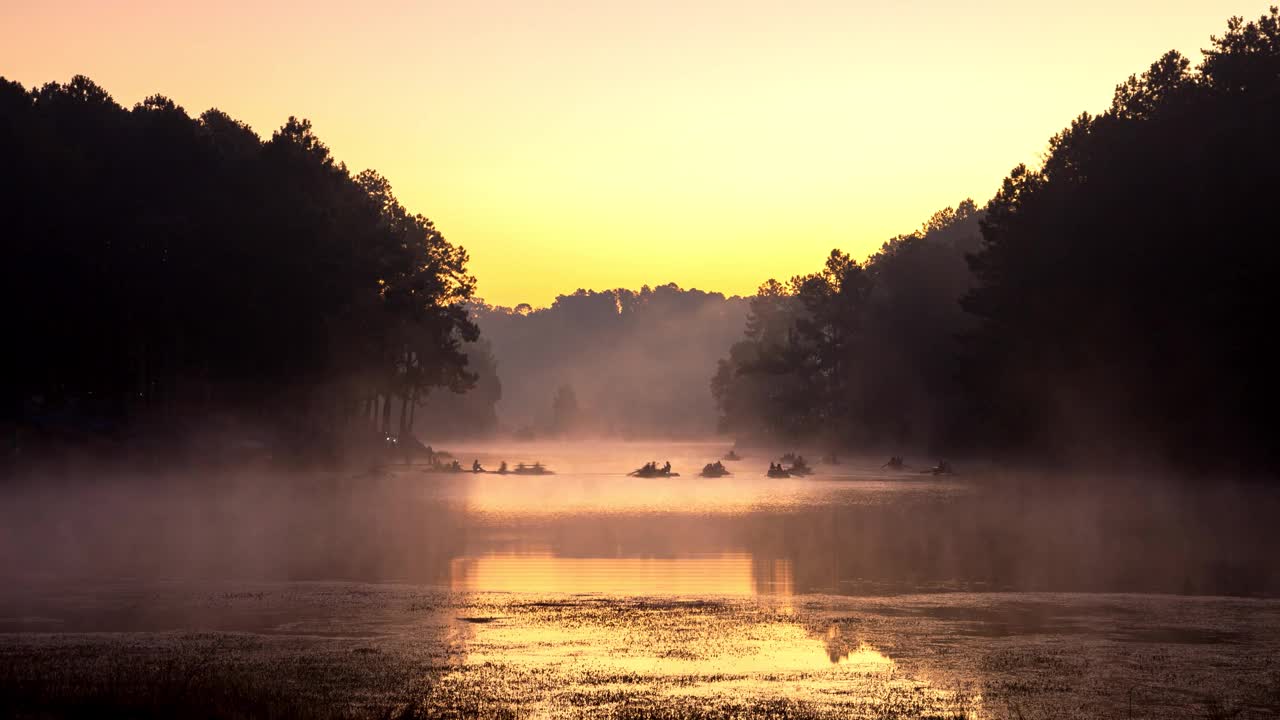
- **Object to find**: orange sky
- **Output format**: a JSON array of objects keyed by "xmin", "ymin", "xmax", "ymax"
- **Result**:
[{"xmin": 1, "ymin": 1, "xmax": 1262, "ymax": 307}]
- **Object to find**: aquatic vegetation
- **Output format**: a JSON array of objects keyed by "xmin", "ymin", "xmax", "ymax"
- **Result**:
[{"xmin": 4, "ymin": 583, "xmax": 1275, "ymax": 718}]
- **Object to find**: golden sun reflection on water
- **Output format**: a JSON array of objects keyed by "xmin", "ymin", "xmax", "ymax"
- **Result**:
[
  {"xmin": 450, "ymin": 552, "xmax": 796, "ymax": 597},
  {"xmin": 434, "ymin": 605, "xmax": 975, "ymax": 716},
  {"xmin": 462, "ymin": 618, "xmax": 893, "ymax": 677},
  {"xmin": 424, "ymin": 446, "xmax": 985, "ymax": 716},
  {"xmin": 453, "ymin": 473, "xmax": 823, "ymax": 517}
]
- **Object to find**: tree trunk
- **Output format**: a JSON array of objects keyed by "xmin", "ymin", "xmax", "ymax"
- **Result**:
[
  {"xmin": 381, "ymin": 391, "xmax": 393, "ymax": 436},
  {"xmin": 398, "ymin": 387, "xmax": 410, "ymax": 437}
]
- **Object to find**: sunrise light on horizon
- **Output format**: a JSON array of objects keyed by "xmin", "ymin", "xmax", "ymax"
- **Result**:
[{"xmin": 2, "ymin": 0, "xmax": 1261, "ymax": 306}]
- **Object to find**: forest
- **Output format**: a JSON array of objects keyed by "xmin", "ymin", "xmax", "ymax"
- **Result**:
[
  {"xmin": 713, "ymin": 201, "xmax": 981, "ymax": 452},
  {"xmin": 4, "ymin": 8, "xmax": 1278, "ymax": 473},
  {"xmin": 0, "ymin": 76, "xmax": 481, "ymax": 465},
  {"xmin": 713, "ymin": 8, "xmax": 1280, "ymax": 470}
]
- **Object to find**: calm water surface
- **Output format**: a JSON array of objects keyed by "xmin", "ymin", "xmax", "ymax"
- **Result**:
[
  {"xmin": 3, "ymin": 441, "xmax": 1279, "ymax": 717},
  {"xmin": 441, "ymin": 441, "xmax": 969, "ymax": 597}
]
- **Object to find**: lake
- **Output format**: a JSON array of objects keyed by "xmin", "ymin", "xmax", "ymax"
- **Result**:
[{"xmin": 2, "ymin": 441, "xmax": 1278, "ymax": 718}]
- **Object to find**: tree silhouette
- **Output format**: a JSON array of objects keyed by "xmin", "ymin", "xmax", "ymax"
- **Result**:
[
  {"xmin": 713, "ymin": 203, "xmax": 980, "ymax": 450},
  {"xmin": 0, "ymin": 75, "xmax": 480, "ymax": 465},
  {"xmin": 714, "ymin": 8, "xmax": 1280, "ymax": 471},
  {"xmin": 551, "ymin": 384, "xmax": 581, "ymax": 436},
  {"xmin": 963, "ymin": 7, "xmax": 1280, "ymax": 467}
]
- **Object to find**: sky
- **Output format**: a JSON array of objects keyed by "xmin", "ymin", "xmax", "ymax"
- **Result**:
[{"xmin": 1, "ymin": 0, "xmax": 1263, "ymax": 307}]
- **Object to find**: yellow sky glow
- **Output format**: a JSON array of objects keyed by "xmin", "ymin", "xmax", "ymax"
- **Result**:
[{"xmin": 1, "ymin": 0, "xmax": 1261, "ymax": 306}]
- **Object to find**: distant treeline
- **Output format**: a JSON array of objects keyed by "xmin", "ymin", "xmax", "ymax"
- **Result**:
[
  {"xmin": 474, "ymin": 285, "xmax": 749, "ymax": 437},
  {"xmin": 715, "ymin": 9, "xmax": 1280, "ymax": 470},
  {"xmin": 0, "ymin": 76, "xmax": 484, "ymax": 462}
]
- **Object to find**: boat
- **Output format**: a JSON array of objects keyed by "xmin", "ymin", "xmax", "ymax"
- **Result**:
[
  {"xmin": 629, "ymin": 462, "xmax": 679, "ymax": 478},
  {"xmin": 700, "ymin": 462, "xmax": 731, "ymax": 477},
  {"xmin": 629, "ymin": 468, "xmax": 680, "ymax": 478},
  {"xmin": 423, "ymin": 459, "xmax": 465, "ymax": 473},
  {"xmin": 766, "ymin": 465, "xmax": 792, "ymax": 478},
  {"xmin": 785, "ymin": 455, "xmax": 813, "ymax": 476},
  {"xmin": 513, "ymin": 462, "xmax": 554, "ymax": 476}
]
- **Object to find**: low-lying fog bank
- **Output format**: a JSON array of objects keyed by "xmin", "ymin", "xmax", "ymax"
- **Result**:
[{"xmin": 3, "ymin": 443, "xmax": 1278, "ymax": 597}]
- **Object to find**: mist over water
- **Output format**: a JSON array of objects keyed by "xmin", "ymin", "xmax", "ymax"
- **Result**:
[
  {"xmin": 4, "ymin": 443, "xmax": 1280, "ymax": 718},
  {"xmin": 5, "ymin": 442, "xmax": 1277, "ymax": 598}
]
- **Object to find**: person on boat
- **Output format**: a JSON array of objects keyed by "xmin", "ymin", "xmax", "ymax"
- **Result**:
[
  {"xmin": 472, "ymin": 459, "xmax": 483, "ymax": 472},
  {"xmin": 661, "ymin": 461, "xmax": 671, "ymax": 474},
  {"xmin": 534, "ymin": 462, "xmax": 544, "ymax": 472},
  {"xmin": 516, "ymin": 462, "xmax": 526, "ymax": 472},
  {"xmin": 922, "ymin": 459, "xmax": 951, "ymax": 474},
  {"xmin": 498, "ymin": 461, "xmax": 508, "ymax": 474}
]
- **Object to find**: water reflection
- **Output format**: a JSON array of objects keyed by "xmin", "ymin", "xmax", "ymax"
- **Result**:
[
  {"xmin": 431, "ymin": 452, "xmax": 981, "ymax": 718},
  {"xmin": 450, "ymin": 552, "xmax": 796, "ymax": 598},
  {"xmin": 429, "ymin": 595, "xmax": 984, "ymax": 717},
  {"xmin": 460, "ymin": 615, "xmax": 892, "ymax": 676},
  {"xmin": 456, "ymin": 473, "xmax": 827, "ymax": 516},
  {"xmin": 451, "ymin": 552, "xmax": 757, "ymax": 596},
  {"xmin": 438, "ymin": 442, "xmax": 1280, "ymax": 597}
]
